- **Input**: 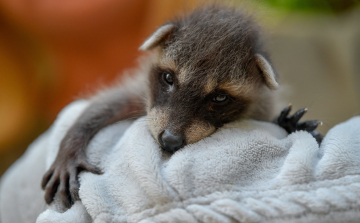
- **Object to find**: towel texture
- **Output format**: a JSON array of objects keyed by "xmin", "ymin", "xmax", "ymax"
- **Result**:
[{"xmin": 1, "ymin": 100, "xmax": 360, "ymax": 223}]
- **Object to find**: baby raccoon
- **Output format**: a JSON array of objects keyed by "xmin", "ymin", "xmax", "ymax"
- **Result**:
[{"xmin": 41, "ymin": 5, "xmax": 322, "ymax": 208}]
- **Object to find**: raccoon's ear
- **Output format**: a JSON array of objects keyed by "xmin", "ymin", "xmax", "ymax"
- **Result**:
[
  {"xmin": 254, "ymin": 54, "xmax": 279, "ymax": 90},
  {"xmin": 139, "ymin": 24, "xmax": 176, "ymax": 51}
]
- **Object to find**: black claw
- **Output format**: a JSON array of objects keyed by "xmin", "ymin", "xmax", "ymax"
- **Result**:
[
  {"xmin": 64, "ymin": 174, "xmax": 72, "ymax": 208},
  {"xmin": 275, "ymin": 105, "xmax": 324, "ymax": 145},
  {"xmin": 45, "ymin": 195, "xmax": 53, "ymax": 205},
  {"xmin": 296, "ymin": 120, "xmax": 319, "ymax": 132},
  {"xmin": 62, "ymin": 188, "xmax": 73, "ymax": 209},
  {"xmin": 60, "ymin": 191, "xmax": 72, "ymax": 208},
  {"xmin": 64, "ymin": 200, "xmax": 72, "ymax": 209},
  {"xmin": 278, "ymin": 104, "xmax": 292, "ymax": 124},
  {"xmin": 45, "ymin": 177, "xmax": 59, "ymax": 204},
  {"xmin": 41, "ymin": 170, "xmax": 53, "ymax": 190},
  {"xmin": 290, "ymin": 108, "xmax": 307, "ymax": 124}
]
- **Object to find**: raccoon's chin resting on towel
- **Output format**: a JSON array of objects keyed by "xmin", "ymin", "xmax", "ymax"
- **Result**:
[{"xmin": 1, "ymin": 100, "xmax": 360, "ymax": 223}]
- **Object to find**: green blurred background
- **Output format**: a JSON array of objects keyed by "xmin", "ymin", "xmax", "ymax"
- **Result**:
[{"xmin": 0, "ymin": 0, "xmax": 359, "ymax": 176}]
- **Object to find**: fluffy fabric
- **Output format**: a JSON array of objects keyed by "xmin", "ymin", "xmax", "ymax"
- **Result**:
[{"xmin": 1, "ymin": 100, "xmax": 360, "ymax": 223}]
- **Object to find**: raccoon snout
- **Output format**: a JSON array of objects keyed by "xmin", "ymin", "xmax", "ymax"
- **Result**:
[{"xmin": 158, "ymin": 130, "xmax": 185, "ymax": 153}]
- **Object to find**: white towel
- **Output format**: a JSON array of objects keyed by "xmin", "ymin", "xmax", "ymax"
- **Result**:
[{"xmin": 1, "ymin": 100, "xmax": 360, "ymax": 223}]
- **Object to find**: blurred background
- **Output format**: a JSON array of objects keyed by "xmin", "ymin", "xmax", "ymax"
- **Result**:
[{"xmin": 0, "ymin": 0, "xmax": 359, "ymax": 176}]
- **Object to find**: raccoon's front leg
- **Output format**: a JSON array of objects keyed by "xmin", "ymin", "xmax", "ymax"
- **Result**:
[
  {"xmin": 41, "ymin": 85, "xmax": 146, "ymax": 208},
  {"xmin": 275, "ymin": 104, "xmax": 323, "ymax": 144}
]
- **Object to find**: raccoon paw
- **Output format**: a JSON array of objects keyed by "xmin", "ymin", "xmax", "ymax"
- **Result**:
[
  {"xmin": 41, "ymin": 151, "xmax": 103, "ymax": 209},
  {"xmin": 275, "ymin": 104, "xmax": 323, "ymax": 144}
]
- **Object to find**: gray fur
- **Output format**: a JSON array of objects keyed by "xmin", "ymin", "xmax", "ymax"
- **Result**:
[
  {"xmin": 42, "ymin": 4, "xmax": 281, "ymax": 208},
  {"xmin": 144, "ymin": 5, "xmax": 279, "ymax": 142}
]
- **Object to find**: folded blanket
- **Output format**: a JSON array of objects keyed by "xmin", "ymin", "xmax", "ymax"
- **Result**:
[{"xmin": 1, "ymin": 100, "xmax": 360, "ymax": 223}]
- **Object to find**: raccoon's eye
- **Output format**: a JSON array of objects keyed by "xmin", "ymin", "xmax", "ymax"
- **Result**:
[
  {"xmin": 213, "ymin": 94, "xmax": 228, "ymax": 103},
  {"xmin": 163, "ymin": 73, "xmax": 174, "ymax": 85}
]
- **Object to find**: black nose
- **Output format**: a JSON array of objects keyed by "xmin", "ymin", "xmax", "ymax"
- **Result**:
[{"xmin": 158, "ymin": 130, "xmax": 185, "ymax": 153}]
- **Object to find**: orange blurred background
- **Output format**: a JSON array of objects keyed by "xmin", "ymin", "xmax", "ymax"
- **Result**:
[
  {"xmin": 0, "ymin": 0, "xmax": 359, "ymax": 176},
  {"xmin": 0, "ymin": 0, "xmax": 201, "ymax": 175}
]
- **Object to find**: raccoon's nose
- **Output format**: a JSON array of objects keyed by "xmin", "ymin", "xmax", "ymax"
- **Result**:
[{"xmin": 158, "ymin": 130, "xmax": 185, "ymax": 153}]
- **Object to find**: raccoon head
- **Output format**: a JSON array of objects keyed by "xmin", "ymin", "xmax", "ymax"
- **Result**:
[{"xmin": 140, "ymin": 5, "xmax": 279, "ymax": 153}]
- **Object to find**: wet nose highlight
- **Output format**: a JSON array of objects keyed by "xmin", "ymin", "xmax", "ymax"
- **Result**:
[{"xmin": 158, "ymin": 130, "xmax": 185, "ymax": 153}]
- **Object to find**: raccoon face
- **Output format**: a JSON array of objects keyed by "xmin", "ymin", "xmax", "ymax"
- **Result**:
[
  {"xmin": 141, "ymin": 5, "xmax": 279, "ymax": 153},
  {"xmin": 146, "ymin": 62, "xmax": 248, "ymax": 153},
  {"xmin": 146, "ymin": 52, "xmax": 268, "ymax": 153}
]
